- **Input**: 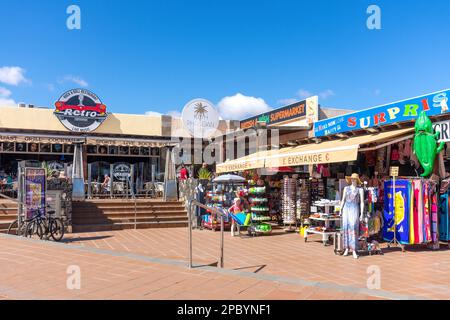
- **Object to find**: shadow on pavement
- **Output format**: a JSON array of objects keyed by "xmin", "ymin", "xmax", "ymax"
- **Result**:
[
  {"xmin": 61, "ymin": 235, "xmax": 112, "ymax": 243},
  {"xmin": 233, "ymin": 264, "xmax": 267, "ymax": 273}
]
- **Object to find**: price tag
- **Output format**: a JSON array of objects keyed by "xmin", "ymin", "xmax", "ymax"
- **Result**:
[
  {"xmin": 390, "ymin": 166, "xmax": 399, "ymax": 177},
  {"xmin": 310, "ymin": 206, "xmax": 318, "ymax": 213}
]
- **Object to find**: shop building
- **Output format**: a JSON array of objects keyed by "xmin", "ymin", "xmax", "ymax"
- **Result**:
[{"xmin": 213, "ymin": 89, "xmax": 450, "ymax": 250}]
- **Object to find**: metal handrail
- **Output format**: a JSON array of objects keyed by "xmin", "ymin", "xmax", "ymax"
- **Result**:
[
  {"xmin": 127, "ymin": 176, "xmax": 138, "ymax": 230},
  {"xmin": 187, "ymin": 199, "xmax": 227, "ymax": 269}
]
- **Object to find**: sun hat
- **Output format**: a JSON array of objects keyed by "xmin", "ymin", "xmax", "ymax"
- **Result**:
[{"xmin": 345, "ymin": 173, "xmax": 362, "ymax": 185}]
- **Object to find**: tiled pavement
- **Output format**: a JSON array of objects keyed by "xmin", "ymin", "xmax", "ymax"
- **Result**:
[{"xmin": 1, "ymin": 227, "xmax": 450, "ymax": 299}]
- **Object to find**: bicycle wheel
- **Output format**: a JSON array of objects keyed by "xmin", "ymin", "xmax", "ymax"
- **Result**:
[
  {"xmin": 7, "ymin": 219, "xmax": 18, "ymax": 235},
  {"xmin": 50, "ymin": 218, "xmax": 65, "ymax": 241},
  {"xmin": 17, "ymin": 221, "xmax": 28, "ymax": 237},
  {"xmin": 25, "ymin": 220, "xmax": 44, "ymax": 240}
]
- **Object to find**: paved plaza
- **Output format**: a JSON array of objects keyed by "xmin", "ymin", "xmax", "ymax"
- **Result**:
[{"xmin": 1, "ymin": 227, "xmax": 450, "ymax": 300}]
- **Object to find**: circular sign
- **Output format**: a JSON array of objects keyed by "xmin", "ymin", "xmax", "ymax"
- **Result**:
[
  {"xmin": 48, "ymin": 161, "xmax": 64, "ymax": 171},
  {"xmin": 54, "ymin": 89, "xmax": 108, "ymax": 132},
  {"xmin": 113, "ymin": 163, "xmax": 131, "ymax": 181},
  {"xmin": 181, "ymin": 98, "xmax": 220, "ymax": 138}
]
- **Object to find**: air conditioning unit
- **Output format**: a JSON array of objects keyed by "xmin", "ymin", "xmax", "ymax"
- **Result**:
[
  {"xmin": 18, "ymin": 102, "xmax": 26, "ymax": 108},
  {"xmin": 28, "ymin": 104, "xmax": 34, "ymax": 108}
]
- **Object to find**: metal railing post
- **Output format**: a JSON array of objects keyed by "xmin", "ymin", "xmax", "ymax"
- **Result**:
[
  {"xmin": 187, "ymin": 199, "xmax": 226, "ymax": 269},
  {"xmin": 220, "ymin": 211, "xmax": 224, "ymax": 268},
  {"xmin": 188, "ymin": 199, "xmax": 193, "ymax": 269}
]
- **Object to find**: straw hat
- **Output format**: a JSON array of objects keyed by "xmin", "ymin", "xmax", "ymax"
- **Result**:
[{"xmin": 345, "ymin": 173, "xmax": 362, "ymax": 185}]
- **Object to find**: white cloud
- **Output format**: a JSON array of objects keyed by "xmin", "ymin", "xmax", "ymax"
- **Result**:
[
  {"xmin": 0, "ymin": 87, "xmax": 16, "ymax": 107},
  {"xmin": 146, "ymin": 110, "xmax": 182, "ymax": 117},
  {"xmin": 0, "ymin": 98, "xmax": 16, "ymax": 106},
  {"xmin": 277, "ymin": 98, "xmax": 298, "ymax": 106},
  {"xmin": 319, "ymin": 89, "xmax": 335, "ymax": 99},
  {"xmin": 217, "ymin": 93, "xmax": 271, "ymax": 120},
  {"xmin": 0, "ymin": 66, "xmax": 28, "ymax": 86},
  {"xmin": 374, "ymin": 89, "xmax": 381, "ymax": 95},
  {"xmin": 0, "ymin": 87, "xmax": 12, "ymax": 98},
  {"xmin": 61, "ymin": 75, "xmax": 88, "ymax": 87},
  {"xmin": 297, "ymin": 89, "xmax": 313, "ymax": 99},
  {"xmin": 145, "ymin": 111, "xmax": 162, "ymax": 117},
  {"xmin": 168, "ymin": 110, "xmax": 182, "ymax": 118}
]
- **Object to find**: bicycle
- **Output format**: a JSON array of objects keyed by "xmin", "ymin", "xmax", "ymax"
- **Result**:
[{"xmin": 7, "ymin": 205, "xmax": 65, "ymax": 241}]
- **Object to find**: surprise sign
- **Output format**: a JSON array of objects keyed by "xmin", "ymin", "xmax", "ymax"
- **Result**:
[{"xmin": 314, "ymin": 89, "xmax": 449, "ymax": 137}]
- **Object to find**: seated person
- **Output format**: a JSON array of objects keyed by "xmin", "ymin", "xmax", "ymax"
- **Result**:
[{"xmin": 102, "ymin": 174, "xmax": 111, "ymax": 193}]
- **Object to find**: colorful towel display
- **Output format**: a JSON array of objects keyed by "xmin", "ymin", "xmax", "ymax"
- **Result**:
[
  {"xmin": 383, "ymin": 179, "xmax": 438, "ymax": 245},
  {"xmin": 383, "ymin": 180, "xmax": 410, "ymax": 244},
  {"xmin": 439, "ymin": 193, "xmax": 450, "ymax": 241}
]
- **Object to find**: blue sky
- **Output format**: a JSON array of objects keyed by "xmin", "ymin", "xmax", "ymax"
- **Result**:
[{"xmin": 0, "ymin": 0, "xmax": 449, "ymax": 120}]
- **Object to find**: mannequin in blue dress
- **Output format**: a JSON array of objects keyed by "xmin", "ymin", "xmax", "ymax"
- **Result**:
[{"xmin": 340, "ymin": 173, "xmax": 364, "ymax": 259}]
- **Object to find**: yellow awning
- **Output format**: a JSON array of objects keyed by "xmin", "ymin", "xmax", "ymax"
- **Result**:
[
  {"xmin": 216, "ymin": 128, "xmax": 414, "ymax": 173},
  {"xmin": 216, "ymin": 149, "xmax": 276, "ymax": 174}
]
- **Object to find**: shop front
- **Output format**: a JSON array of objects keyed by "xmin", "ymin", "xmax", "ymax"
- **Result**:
[
  {"xmin": 215, "ymin": 89, "xmax": 450, "ymax": 256},
  {"xmin": 0, "ymin": 89, "xmax": 173, "ymax": 199}
]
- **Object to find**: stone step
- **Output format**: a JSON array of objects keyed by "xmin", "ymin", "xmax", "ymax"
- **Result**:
[
  {"xmin": 73, "ymin": 201, "xmax": 183, "ymax": 207},
  {"xmin": 72, "ymin": 215, "xmax": 188, "ymax": 224},
  {"xmin": 73, "ymin": 209, "xmax": 187, "ymax": 217},
  {"xmin": 72, "ymin": 206, "xmax": 186, "ymax": 214},
  {"xmin": 72, "ymin": 221, "xmax": 188, "ymax": 233}
]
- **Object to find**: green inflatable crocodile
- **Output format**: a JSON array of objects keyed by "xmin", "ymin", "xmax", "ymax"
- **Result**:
[{"xmin": 413, "ymin": 111, "xmax": 445, "ymax": 177}]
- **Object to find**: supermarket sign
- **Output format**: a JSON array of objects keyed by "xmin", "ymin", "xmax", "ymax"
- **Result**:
[
  {"xmin": 314, "ymin": 89, "xmax": 450, "ymax": 137},
  {"xmin": 240, "ymin": 96, "xmax": 318, "ymax": 129}
]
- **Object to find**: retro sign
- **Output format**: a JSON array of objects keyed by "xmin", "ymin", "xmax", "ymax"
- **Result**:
[
  {"xmin": 113, "ymin": 163, "xmax": 131, "ymax": 181},
  {"xmin": 54, "ymin": 89, "xmax": 108, "ymax": 132},
  {"xmin": 314, "ymin": 89, "xmax": 450, "ymax": 137}
]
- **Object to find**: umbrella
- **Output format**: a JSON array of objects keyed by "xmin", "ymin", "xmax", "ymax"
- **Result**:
[{"xmin": 213, "ymin": 174, "xmax": 246, "ymax": 183}]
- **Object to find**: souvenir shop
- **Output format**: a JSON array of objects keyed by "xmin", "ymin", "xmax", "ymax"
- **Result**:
[{"xmin": 215, "ymin": 89, "xmax": 450, "ymax": 253}]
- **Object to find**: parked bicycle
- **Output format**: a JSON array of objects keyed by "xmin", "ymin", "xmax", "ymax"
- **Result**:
[{"xmin": 7, "ymin": 205, "xmax": 65, "ymax": 241}]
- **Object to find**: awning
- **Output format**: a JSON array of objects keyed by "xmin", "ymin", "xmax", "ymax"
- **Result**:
[
  {"xmin": 0, "ymin": 132, "xmax": 172, "ymax": 147},
  {"xmin": 216, "ymin": 149, "xmax": 275, "ymax": 174},
  {"xmin": 216, "ymin": 127, "xmax": 414, "ymax": 173},
  {"xmin": 0, "ymin": 132, "xmax": 85, "ymax": 144},
  {"xmin": 85, "ymin": 136, "xmax": 172, "ymax": 147}
]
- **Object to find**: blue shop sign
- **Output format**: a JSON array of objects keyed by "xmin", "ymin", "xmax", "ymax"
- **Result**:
[{"xmin": 314, "ymin": 89, "xmax": 450, "ymax": 137}]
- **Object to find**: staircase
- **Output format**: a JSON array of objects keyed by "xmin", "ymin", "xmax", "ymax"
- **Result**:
[
  {"xmin": 72, "ymin": 199, "xmax": 188, "ymax": 233},
  {"xmin": 0, "ymin": 200, "xmax": 18, "ymax": 234}
]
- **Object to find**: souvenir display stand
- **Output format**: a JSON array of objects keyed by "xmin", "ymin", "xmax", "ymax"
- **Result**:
[
  {"xmin": 305, "ymin": 200, "xmax": 340, "ymax": 245},
  {"xmin": 204, "ymin": 184, "xmax": 236, "ymax": 231},
  {"xmin": 281, "ymin": 176, "xmax": 298, "ymax": 232},
  {"xmin": 247, "ymin": 185, "xmax": 272, "ymax": 235},
  {"xmin": 268, "ymin": 180, "xmax": 282, "ymax": 224}
]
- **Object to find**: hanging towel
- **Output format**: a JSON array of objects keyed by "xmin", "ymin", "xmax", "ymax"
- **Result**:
[
  {"xmin": 383, "ymin": 179, "xmax": 410, "ymax": 244},
  {"xmin": 409, "ymin": 181, "xmax": 415, "ymax": 245},
  {"xmin": 423, "ymin": 182, "xmax": 432, "ymax": 243}
]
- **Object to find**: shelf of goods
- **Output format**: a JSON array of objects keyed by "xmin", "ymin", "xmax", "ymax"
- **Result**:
[
  {"xmin": 305, "ymin": 200, "xmax": 341, "ymax": 246},
  {"xmin": 247, "ymin": 185, "xmax": 272, "ymax": 234},
  {"xmin": 203, "ymin": 191, "xmax": 232, "ymax": 231},
  {"xmin": 310, "ymin": 179, "xmax": 325, "ymax": 202},
  {"xmin": 299, "ymin": 179, "xmax": 311, "ymax": 222},
  {"xmin": 282, "ymin": 176, "xmax": 297, "ymax": 229},
  {"xmin": 268, "ymin": 182, "xmax": 282, "ymax": 223}
]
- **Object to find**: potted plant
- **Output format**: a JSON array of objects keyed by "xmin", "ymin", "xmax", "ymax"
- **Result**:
[{"xmin": 198, "ymin": 167, "xmax": 211, "ymax": 188}]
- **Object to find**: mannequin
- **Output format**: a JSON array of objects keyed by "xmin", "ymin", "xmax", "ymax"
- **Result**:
[{"xmin": 340, "ymin": 173, "xmax": 364, "ymax": 259}]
